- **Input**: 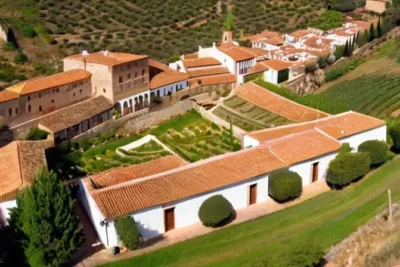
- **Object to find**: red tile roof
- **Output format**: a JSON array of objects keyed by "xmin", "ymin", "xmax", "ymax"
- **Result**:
[
  {"xmin": 183, "ymin": 57, "xmax": 221, "ymax": 68},
  {"xmin": 260, "ymin": 60, "xmax": 293, "ymax": 71},
  {"xmin": 218, "ymin": 45, "xmax": 257, "ymax": 61},
  {"xmin": 65, "ymin": 52, "xmax": 148, "ymax": 66},
  {"xmin": 236, "ymin": 82, "xmax": 329, "ymax": 122},
  {"xmin": 0, "ymin": 90, "xmax": 19, "ymax": 103},
  {"xmin": 83, "ymin": 129, "xmax": 340, "ymax": 219},
  {"xmin": 0, "ymin": 140, "xmax": 53, "ymax": 202},
  {"xmin": 149, "ymin": 59, "xmax": 188, "ymax": 89},
  {"xmin": 187, "ymin": 67, "xmax": 230, "ymax": 78},
  {"xmin": 189, "ymin": 73, "xmax": 236, "ymax": 88},
  {"xmin": 246, "ymin": 111, "xmax": 386, "ymax": 143},
  {"xmin": 6, "ymin": 70, "xmax": 92, "ymax": 96},
  {"xmin": 289, "ymin": 30, "xmax": 311, "ymax": 38}
]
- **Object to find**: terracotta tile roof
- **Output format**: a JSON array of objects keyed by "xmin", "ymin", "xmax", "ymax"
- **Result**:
[
  {"xmin": 6, "ymin": 70, "xmax": 92, "ymax": 96},
  {"xmin": 351, "ymin": 20, "xmax": 371, "ymax": 31},
  {"xmin": 183, "ymin": 57, "xmax": 221, "ymax": 68},
  {"xmin": 83, "ymin": 129, "xmax": 341, "ymax": 219},
  {"xmin": 149, "ymin": 59, "xmax": 188, "ymax": 89},
  {"xmin": 38, "ymin": 96, "xmax": 113, "ymax": 133},
  {"xmin": 257, "ymin": 60, "xmax": 293, "ymax": 71},
  {"xmin": 304, "ymin": 37, "xmax": 335, "ymax": 49},
  {"xmin": 187, "ymin": 67, "xmax": 230, "ymax": 78},
  {"xmin": 65, "ymin": 52, "xmax": 148, "ymax": 67},
  {"xmin": 236, "ymin": 82, "xmax": 329, "ymax": 122},
  {"xmin": 0, "ymin": 140, "xmax": 53, "ymax": 203},
  {"xmin": 262, "ymin": 36, "xmax": 284, "ymax": 45},
  {"xmin": 90, "ymin": 155, "xmax": 187, "ymax": 189},
  {"xmin": 0, "ymin": 90, "xmax": 19, "ymax": 103},
  {"xmin": 183, "ymin": 53, "xmax": 198, "ymax": 60},
  {"xmin": 84, "ymin": 145, "xmax": 287, "ymax": 219},
  {"xmin": 244, "ymin": 31, "xmax": 280, "ymax": 42},
  {"xmin": 265, "ymin": 129, "xmax": 341, "ymax": 165},
  {"xmin": 189, "ymin": 73, "xmax": 236, "ymax": 88},
  {"xmin": 333, "ymin": 28, "xmax": 357, "ymax": 37},
  {"xmin": 218, "ymin": 45, "xmax": 257, "ymax": 61},
  {"xmin": 247, "ymin": 111, "xmax": 386, "ymax": 143},
  {"xmin": 248, "ymin": 62, "xmax": 269, "ymax": 74},
  {"xmin": 289, "ymin": 30, "xmax": 311, "ymax": 38}
]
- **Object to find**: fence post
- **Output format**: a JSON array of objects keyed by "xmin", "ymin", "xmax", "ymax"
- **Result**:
[{"xmin": 388, "ymin": 189, "xmax": 393, "ymax": 223}]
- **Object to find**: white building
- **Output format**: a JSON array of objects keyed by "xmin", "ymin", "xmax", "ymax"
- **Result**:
[{"xmin": 79, "ymin": 111, "xmax": 386, "ymax": 248}]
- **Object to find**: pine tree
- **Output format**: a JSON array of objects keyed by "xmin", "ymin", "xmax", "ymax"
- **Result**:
[
  {"xmin": 10, "ymin": 170, "xmax": 84, "ymax": 267},
  {"xmin": 369, "ymin": 23, "xmax": 375, "ymax": 42},
  {"xmin": 377, "ymin": 16, "xmax": 382, "ymax": 38}
]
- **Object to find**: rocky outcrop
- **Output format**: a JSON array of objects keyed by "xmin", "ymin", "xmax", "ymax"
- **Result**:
[{"xmin": 283, "ymin": 69, "xmax": 325, "ymax": 95}]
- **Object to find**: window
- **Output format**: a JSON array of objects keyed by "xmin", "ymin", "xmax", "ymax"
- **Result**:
[
  {"xmin": 135, "ymin": 72, "xmax": 138, "ymax": 78},
  {"xmin": 80, "ymin": 89, "xmax": 82, "ymax": 94},
  {"xmin": 51, "ymin": 99, "xmax": 54, "ymax": 103},
  {"xmin": 73, "ymin": 92, "xmax": 75, "ymax": 97},
  {"xmin": 56, "ymin": 88, "xmax": 59, "ymax": 93},
  {"xmin": 142, "ymin": 69, "xmax": 145, "ymax": 76},
  {"xmin": 39, "ymin": 93, "xmax": 42, "ymax": 98},
  {"xmin": 39, "ymin": 106, "xmax": 42, "ymax": 112},
  {"xmin": 28, "ymin": 96, "xmax": 30, "ymax": 101},
  {"xmin": 119, "ymin": 76, "xmax": 123, "ymax": 83},
  {"xmin": 8, "ymin": 108, "xmax": 12, "ymax": 117},
  {"xmin": 128, "ymin": 73, "xmax": 131, "ymax": 79},
  {"xmin": 103, "ymin": 88, "xmax": 106, "ymax": 93},
  {"xmin": 28, "ymin": 105, "xmax": 31, "ymax": 112}
]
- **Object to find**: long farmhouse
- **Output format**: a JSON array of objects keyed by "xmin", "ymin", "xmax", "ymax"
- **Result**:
[{"xmin": 79, "ymin": 111, "xmax": 386, "ymax": 247}]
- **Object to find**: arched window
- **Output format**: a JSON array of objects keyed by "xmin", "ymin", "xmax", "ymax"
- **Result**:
[{"xmin": 39, "ymin": 105, "xmax": 42, "ymax": 112}]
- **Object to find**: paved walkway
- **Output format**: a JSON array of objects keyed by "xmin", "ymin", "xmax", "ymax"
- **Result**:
[{"xmin": 76, "ymin": 180, "xmax": 330, "ymax": 267}]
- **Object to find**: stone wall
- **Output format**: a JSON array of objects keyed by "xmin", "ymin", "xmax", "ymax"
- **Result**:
[
  {"xmin": 0, "ymin": 119, "xmax": 39, "ymax": 147},
  {"xmin": 282, "ymin": 69, "xmax": 326, "ymax": 95},
  {"xmin": 0, "ymin": 24, "xmax": 8, "ymax": 42},
  {"xmin": 325, "ymin": 202, "xmax": 400, "ymax": 267}
]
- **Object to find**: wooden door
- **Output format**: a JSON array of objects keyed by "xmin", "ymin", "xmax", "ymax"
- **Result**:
[
  {"xmin": 164, "ymin": 207, "xmax": 175, "ymax": 232},
  {"xmin": 249, "ymin": 184, "xmax": 257, "ymax": 205},
  {"xmin": 312, "ymin": 162, "xmax": 319, "ymax": 183}
]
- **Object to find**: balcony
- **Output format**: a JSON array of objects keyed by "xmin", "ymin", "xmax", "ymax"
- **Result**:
[{"xmin": 116, "ymin": 75, "xmax": 149, "ymax": 92}]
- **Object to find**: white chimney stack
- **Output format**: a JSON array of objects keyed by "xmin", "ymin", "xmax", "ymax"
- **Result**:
[
  {"xmin": 104, "ymin": 50, "xmax": 109, "ymax": 56},
  {"xmin": 82, "ymin": 50, "xmax": 89, "ymax": 57}
]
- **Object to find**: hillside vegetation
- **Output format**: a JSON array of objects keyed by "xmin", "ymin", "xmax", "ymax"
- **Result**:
[{"xmin": 0, "ymin": 0, "xmax": 332, "ymax": 62}]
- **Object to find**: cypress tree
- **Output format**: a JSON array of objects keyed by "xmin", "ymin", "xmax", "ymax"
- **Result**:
[
  {"xmin": 10, "ymin": 170, "xmax": 84, "ymax": 267},
  {"xmin": 377, "ymin": 16, "xmax": 382, "ymax": 38},
  {"xmin": 344, "ymin": 40, "xmax": 349, "ymax": 57},
  {"xmin": 369, "ymin": 23, "xmax": 375, "ymax": 42}
]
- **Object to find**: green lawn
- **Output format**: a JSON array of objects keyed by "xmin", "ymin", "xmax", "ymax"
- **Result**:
[{"xmin": 101, "ymin": 157, "xmax": 400, "ymax": 267}]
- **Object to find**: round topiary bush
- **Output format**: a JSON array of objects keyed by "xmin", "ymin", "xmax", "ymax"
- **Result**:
[
  {"xmin": 326, "ymin": 152, "xmax": 371, "ymax": 189},
  {"xmin": 115, "ymin": 216, "xmax": 141, "ymax": 250},
  {"xmin": 358, "ymin": 140, "xmax": 389, "ymax": 166},
  {"xmin": 268, "ymin": 170, "xmax": 302, "ymax": 203},
  {"xmin": 198, "ymin": 195, "xmax": 234, "ymax": 227}
]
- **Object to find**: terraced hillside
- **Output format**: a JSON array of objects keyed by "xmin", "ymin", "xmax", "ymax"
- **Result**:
[{"xmin": 0, "ymin": 0, "xmax": 328, "ymax": 62}]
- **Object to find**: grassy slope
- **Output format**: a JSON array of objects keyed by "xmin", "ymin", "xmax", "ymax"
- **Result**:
[{"xmin": 102, "ymin": 158, "xmax": 400, "ymax": 267}]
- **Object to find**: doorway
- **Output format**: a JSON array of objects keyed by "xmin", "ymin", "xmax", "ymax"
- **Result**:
[
  {"xmin": 312, "ymin": 162, "xmax": 319, "ymax": 183},
  {"xmin": 164, "ymin": 207, "xmax": 175, "ymax": 232},
  {"xmin": 249, "ymin": 184, "xmax": 257, "ymax": 205}
]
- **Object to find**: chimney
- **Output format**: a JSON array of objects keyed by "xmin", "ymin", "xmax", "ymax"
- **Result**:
[{"xmin": 104, "ymin": 50, "xmax": 109, "ymax": 56}]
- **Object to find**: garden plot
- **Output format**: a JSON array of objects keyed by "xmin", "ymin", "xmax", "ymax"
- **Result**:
[{"xmin": 149, "ymin": 110, "xmax": 241, "ymax": 162}]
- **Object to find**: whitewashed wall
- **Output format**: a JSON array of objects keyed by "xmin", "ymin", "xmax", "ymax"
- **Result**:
[
  {"xmin": 243, "ymin": 135, "xmax": 260, "ymax": 148},
  {"xmin": 153, "ymin": 80, "xmax": 188, "ymax": 97},
  {"xmin": 339, "ymin": 125, "xmax": 387, "ymax": 151},
  {"xmin": 289, "ymin": 152, "xmax": 337, "ymax": 186},
  {"xmin": 0, "ymin": 200, "xmax": 17, "ymax": 221}
]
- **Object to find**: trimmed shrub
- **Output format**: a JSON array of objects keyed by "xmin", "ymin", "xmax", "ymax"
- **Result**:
[
  {"xmin": 339, "ymin": 143, "xmax": 352, "ymax": 154},
  {"xmin": 389, "ymin": 122, "xmax": 400, "ymax": 151},
  {"xmin": 278, "ymin": 238, "xmax": 324, "ymax": 267},
  {"xmin": 268, "ymin": 170, "xmax": 302, "ymax": 203},
  {"xmin": 198, "ymin": 195, "xmax": 234, "ymax": 227},
  {"xmin": 26, "ymin": 128, "xmax": 48, "ymax": 140},
  {"xmin": 327, "ymin": 152, "xmax": 371, "ymax": 188},
  {"xmin": 358, "ymin": 140, "xmax": 389, "ymax": 166},
  {"xmin": 115, "ymin": 216, "xmax": 141, "ymax": 250}
]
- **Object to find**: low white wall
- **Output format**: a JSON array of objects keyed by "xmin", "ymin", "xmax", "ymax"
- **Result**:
[
  {"xmin": 153, "ymin": 80, "xmax": 188, "ymax": 98},
  {"xmin": 243, "ymin": 135, "xmax": 260, "ymax": 148},
  {"xmin": 116, "ymin": 135, "xmax": 176, "ymax": 157}
]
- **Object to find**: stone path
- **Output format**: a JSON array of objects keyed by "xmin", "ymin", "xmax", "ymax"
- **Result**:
[{"xmin": 76, "ymin": 180, "xmax": 330, "ymax": 267}]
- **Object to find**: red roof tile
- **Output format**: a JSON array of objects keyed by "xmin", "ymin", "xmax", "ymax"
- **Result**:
[
  {"xmin": 183, "ymin": 57, "xmax": 221, "ymax": 68},
  {"xmin": 65, "ymin": 52, "xmax": 148, "ymax": 66}
]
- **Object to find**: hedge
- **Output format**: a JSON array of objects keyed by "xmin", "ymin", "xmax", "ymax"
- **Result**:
[
  {"xmin": 326, "ymin": 152, "xmax": 371, "ymax": 188},
  {"xmin": 358, "ymin": 140, "xmax": 389, "ymax": 166},
  {"xmin": 115, "ymin": 216, "xmax": 141, "ymax": 250},
  {"xmin": 26, "ymin": 128, "xmax": 48, "ymax": 140},
  {"xmin": 268, "ymin": 170, "xmax": 302, "ymax": 203},
  {"xmin": 389, "ymin": 122, "xmax": 400, "ymax": 151},
  {"xmin": 278, "ymin": 238, "xmax": 324, "ymax": 267},
  {"xmin": 198, "ymin": 195, "xmax": 234, "ymax": 227}
]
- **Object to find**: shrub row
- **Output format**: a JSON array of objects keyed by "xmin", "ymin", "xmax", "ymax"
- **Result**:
[{"xmin": 325, "ymin": 58, "xmax": 365, "ymax": 82}]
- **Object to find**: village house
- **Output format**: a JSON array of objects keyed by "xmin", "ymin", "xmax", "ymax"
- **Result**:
[
  {"xmin": 78, "ymin": 111, "xmax": 385, "ymax": 248},
  {"xmin": 243, "ymin": 30, "xmax": 284, "ymax": 51},
  {"xmin": 64, "ymin": 51, "xmax": 151, "ymax": 116},
  {"xmin": 0, "ymin": 70, "xmax": 92, "ymax": 124},
  {"xmin": 0, "ymin": 140, "xmax": 53, "ymax": 226}
]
